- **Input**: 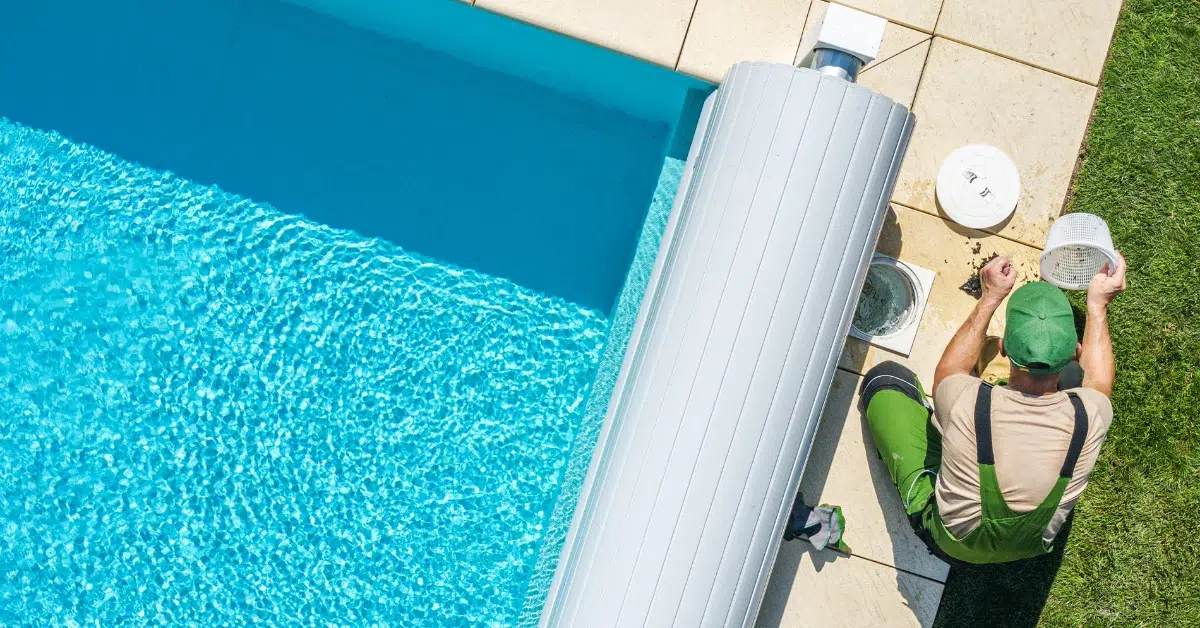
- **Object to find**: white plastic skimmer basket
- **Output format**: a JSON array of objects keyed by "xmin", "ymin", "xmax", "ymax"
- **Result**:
[{"xmin": 1040, "ymin": 213, "xmax": 1118, "ymax": 290}]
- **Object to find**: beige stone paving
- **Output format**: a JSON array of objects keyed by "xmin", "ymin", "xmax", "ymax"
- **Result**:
[
  {"xmin": 473, "ymin": 0, "xmax": 696, "ymax": 67},
  {"xmin": 937, "ymin": 0, "xmax": 1123, "ymax": 84},
  {"xmin": 757, "ymin": 541, "xmax": 942, "ymax": 627},
  {"xmin": 854, "ymin": 36, "xmax": 930, "ymax": 110},
  {"xmin": 678, "ymin": 0, "xmax": 813, "ymax": 83},
  {"xmin": 892, "ymin": 38, "xmax": 1097, "ymax": 249}
]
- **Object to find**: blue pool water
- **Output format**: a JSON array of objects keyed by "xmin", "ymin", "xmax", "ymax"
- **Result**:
[
  {"xmin": 0, "ymin": 118, "xmax": 683, "ymax": 625},
  {"xmin": 0, "ymin": 0, "xmax": 708, "ymax": 313},
  {"xmin": 0, "ymin": 0, "xmax": 709, "ymax": 624}
]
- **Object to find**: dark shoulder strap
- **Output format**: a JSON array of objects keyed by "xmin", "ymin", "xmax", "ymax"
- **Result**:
[
  {"xmin": 1061, "ymin": 392, "xmax": 1090, "ymax": 478},
  {"xmin": 973, "ymin": 382, "xmax": 995, "ymax": 465}
]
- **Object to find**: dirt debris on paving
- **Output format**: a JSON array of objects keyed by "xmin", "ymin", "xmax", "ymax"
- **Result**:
[{"xmin": 959, "ymin": 252, "xmax": 1000, "ymax": 299}]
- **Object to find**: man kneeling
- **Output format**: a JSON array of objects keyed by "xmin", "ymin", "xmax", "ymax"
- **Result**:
[{"xmin": 860, "ymin": 253, "xmax": 1125, "ymax": 564}]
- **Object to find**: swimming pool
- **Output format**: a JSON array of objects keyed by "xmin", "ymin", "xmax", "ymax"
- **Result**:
[{"xmin": 0, "ymin": 0, "xmax": 709, "ymax": 624}]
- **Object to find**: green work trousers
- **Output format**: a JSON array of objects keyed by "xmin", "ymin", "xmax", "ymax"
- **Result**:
[{"xmin": 861, "ymin": 364, "xmax": 942, "ymax": 518}]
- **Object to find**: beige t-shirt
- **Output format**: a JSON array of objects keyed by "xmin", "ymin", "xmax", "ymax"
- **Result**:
[{"xmin": 932, "ymin": 374, "xmax": 1113, "ymax": 545}]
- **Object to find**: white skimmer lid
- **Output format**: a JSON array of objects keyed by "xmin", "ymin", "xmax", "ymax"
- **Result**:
[{"xmin": 936, "ymin": 144, "xmax": 1020, "ymax": 229}]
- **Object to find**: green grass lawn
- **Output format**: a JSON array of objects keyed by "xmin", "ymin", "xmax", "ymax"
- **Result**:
[{"xmin": 935, "ymin": 0, "xmax": 1200, "ymax": 625}]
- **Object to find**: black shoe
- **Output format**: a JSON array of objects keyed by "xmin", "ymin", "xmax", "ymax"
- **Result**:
[{"xmin": 860, "ymin": 361, "xmax": 927, "ymax": 409}]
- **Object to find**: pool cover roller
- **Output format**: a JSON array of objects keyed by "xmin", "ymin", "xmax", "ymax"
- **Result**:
[{"xmin": 540, "ymin": 62, "xmax": 915, "ymax": 627}]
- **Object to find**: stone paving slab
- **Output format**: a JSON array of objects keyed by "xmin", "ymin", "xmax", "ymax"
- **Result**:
[
  {"xmin": 474, "ymin": 0, "xmax": 696, "ymax": 67},
  {"xmin": 757, "ymin": 541, "xmax": 943, "ymax": 627},
  {"xmin": 937, "ymin": 0, "xmax": 1122, "ymax": 84},
  {"xmin": 892, "ymin": 38, "xmax": 1096, "ymax": 248},
  {"xmin": 679, "ymin": 0, "xmax": 812, "ymax": 82}
]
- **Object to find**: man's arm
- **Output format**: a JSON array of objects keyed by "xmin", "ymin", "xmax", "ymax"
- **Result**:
[
  {"xmin": 1079, "ymin": 252, "xmax": 1126, "ymax": 398},
  {"xmin": 933, "ymin": 256, "xmax": 1016, "ymax": 395}
]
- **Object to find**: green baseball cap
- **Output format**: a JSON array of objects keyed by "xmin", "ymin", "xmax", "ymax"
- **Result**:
[{"xmin": 1004, "ymin": 282, "xmax": 1077, "ymax": 373}]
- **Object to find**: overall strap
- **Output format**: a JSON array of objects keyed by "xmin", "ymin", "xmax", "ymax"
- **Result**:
[
  {"xmin": 1061, "ymin": 392, "xmax": 1090, "ymax": 478},
  {"xmin": 973, "ymin": 382, "xmax": 995, "ymax": 465}
]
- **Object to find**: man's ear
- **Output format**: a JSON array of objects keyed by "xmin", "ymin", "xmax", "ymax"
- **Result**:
[
  {"xmin": 1075, "ymin": 342, "xmax": 1083, "ymax": 360},
  {"xmin": 999, "ymin": 338, "xmax": 1007, "ymax": 358}
]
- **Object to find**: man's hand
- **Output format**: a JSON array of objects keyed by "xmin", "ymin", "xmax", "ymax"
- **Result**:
[
  {"xmin": 980, "ymin": 256, "xmax": 1017, "ymax": 306},
  {"xmin": 1087, "ymin": 251, "xmax": 1127, "ymax": 311},
  {"xmin": 933, "ymin": 255, "xmax": 1014, "ymax": 394},
  {"xmin": 1080, "ymin": 251, "xmax": 1124, "ymax": 398}
]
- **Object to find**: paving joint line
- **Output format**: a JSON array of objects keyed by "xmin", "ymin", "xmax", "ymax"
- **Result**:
[
  {"xmin": 932, "ymin": 34, "xmax": 1098, "ymax": 86},
  {"xmin": 889, "ymin": 200, "xmax": 1047, "ymax": 251},
  {"xmin": 906, "ymin": 34, "xmax": 939, "ymax": 109},
  {"xmin": 789, "ymin": 1, "xmax": 816, "ymax": 70},
  {"xmin": 851, "ymin": 552, "xmax": 950, "ymax": 585},
  {"xmin": 858, "ymin": 35, "xmax": 934, "ymax": 76},
  {"xmin": 673, "ymin": 0, "xmax": 702, "ymax": 71}
]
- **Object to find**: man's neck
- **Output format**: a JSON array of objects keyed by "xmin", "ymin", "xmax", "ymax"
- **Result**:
[{"xmin": 1007, "ymin": 368, "xmax": 1060, "ymax": 396}]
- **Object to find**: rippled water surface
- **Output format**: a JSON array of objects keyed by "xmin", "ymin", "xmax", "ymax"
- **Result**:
[{"xmin": 0, "ymin": 119, "xmax": 617, "ymax": 625}]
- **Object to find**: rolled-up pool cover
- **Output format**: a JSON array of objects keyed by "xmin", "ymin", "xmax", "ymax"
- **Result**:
[{"xmin": 540, "ymin": 62, "xmax": 915, "ymax": 627}]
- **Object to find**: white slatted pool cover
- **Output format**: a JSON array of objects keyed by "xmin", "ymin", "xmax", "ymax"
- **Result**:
[{"xmin": 541, "ymin": 62, "xmax": 915, "ymax": 628}]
